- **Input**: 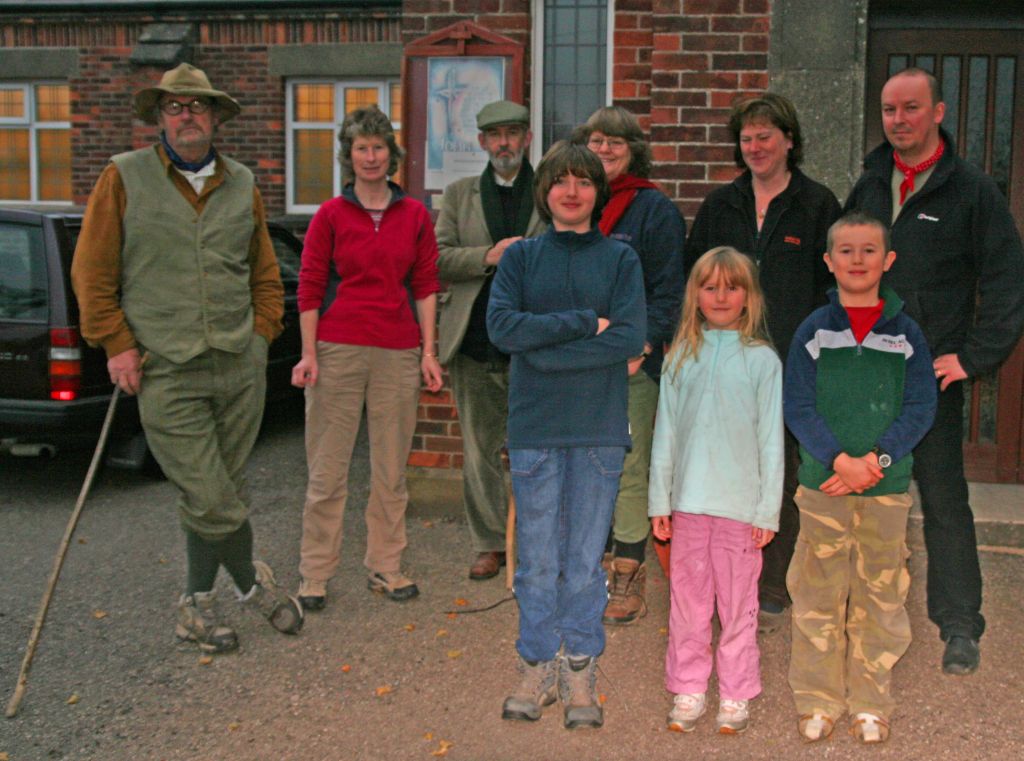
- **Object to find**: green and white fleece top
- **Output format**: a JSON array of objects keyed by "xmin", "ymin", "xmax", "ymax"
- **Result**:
[{"xmin": 783, "ymin": 286, "xmax": 937, "ymax": 496}]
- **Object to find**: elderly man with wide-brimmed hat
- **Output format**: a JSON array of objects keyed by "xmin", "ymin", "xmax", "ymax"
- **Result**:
[{"xmin": 72, "ymin": 62, "xmax": 303, "ymax": 653}]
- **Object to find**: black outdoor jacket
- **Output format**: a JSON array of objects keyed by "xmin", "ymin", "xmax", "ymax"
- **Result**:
[
  {"xmin": 845, "ymin": 129, "xmax": 1024, "ymax": 377},
  {"xmin": 684, "ymin": 167, "xmax": 841, "ymax": 362}
]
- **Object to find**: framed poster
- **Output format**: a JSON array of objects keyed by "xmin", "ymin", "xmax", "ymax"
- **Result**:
[
  {"xmin": 425, "ymin": 56, "xmax": 505, "ymax": 190},
  {"xmin": 403, "ymin": 22, "xmax": 525, "ymax": 207}
]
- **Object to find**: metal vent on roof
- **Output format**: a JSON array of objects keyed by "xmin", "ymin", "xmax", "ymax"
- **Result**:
[{"xmin": 129, "ymin": 23, "xmax": 194, "ymax": 67}]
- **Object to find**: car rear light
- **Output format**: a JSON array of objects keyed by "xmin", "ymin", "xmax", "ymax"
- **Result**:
[{"xmin": 49, "ymin": 328, "xmax": 82, "ymax": 401}]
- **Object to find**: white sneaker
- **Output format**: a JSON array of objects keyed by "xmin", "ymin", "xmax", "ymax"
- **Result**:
[
  {"xmin": 716, "ymin": 698, "xmax": 750, "ymax": 734},
  {"xmin": 851, "ymin": 712, "xmax": 889, "ymax": 744},
  {"xmin": 667, "ymin": 692, "xmax": 706, "ymax": 732}
]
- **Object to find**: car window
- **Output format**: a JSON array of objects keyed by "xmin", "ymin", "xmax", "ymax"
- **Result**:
[
  {"xmin": 271, "ymin": 231, "xmax": 301, "ymax": 286},
  {"xmin": 0, "ymin": 223, "xmax": 48, "ymax": 321}
]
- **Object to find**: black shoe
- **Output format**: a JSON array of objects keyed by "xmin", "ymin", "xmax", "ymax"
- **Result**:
[
  {"xmin": 299, "ymin": 595, "xmax": 326, "ymax": 611},
  {"xmin": 942, "ymin": 635, "xmax": 980, "ymax": 675}
]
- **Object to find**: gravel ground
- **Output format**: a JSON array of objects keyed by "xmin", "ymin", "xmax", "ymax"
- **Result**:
[{"xmin": 2, "ymin": 402, "xmax": 1023, "ymax": 760}]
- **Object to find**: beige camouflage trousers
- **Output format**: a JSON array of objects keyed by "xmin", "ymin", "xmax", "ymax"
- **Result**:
[{"xmin": 787, "ymin": 486, "xmax": 913, "ymax": 721}]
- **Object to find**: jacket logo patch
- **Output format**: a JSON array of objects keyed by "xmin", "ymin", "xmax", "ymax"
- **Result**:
[
  {"xmin": 917, "ymin": 213, "xmax": 939, "ymax": 222},
  {"xmin": 784, "ymin": 235, "xmax": 801, "ymax": 245}
]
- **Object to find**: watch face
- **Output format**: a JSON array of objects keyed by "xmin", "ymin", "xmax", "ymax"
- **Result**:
[{"xmin": 878, "ymin": 453, "xmax": 893, "ymax": 468}]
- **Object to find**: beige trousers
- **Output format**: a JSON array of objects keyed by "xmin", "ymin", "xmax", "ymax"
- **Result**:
[{"xmin": 298, "ymin": 342, "xmax": 421, "ymax": 582}]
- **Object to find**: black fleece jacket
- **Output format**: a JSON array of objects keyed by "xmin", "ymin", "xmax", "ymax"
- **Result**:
[{"xmin": 845, "ymin": 129, "xmax": 1024, "ymax": 377}]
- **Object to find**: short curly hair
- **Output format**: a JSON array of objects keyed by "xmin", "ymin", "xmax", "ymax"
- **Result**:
[
  {"xmin": 338, "ymin": 104, "xmax": 404, "ymax": 184},
  {"xmin": 728, "ymin": 92, "xmax": 804, "ymax": 170},
  {"xmin": 571, "ymin": 105, "xmax": 653, "ymax": 179},
  {"xmin": 533, "ymin": 140, "xmax": 611, "ymax": 226}
]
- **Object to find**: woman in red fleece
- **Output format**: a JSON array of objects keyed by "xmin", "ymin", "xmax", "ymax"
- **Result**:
[{"xmin": 291, "ymin": 105, "xmax": 442, "ymax": 609}]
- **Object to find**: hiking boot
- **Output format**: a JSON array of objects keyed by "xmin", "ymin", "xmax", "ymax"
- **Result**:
[
  {"xmin": 501, "ymin": 656, "xmax": 557, "ymax": 721},
  {"xmin": 298, "ymin": 577, "xmax": 326, "ymax": 612},
  {"xmin": 716, "ymin": 698, "xmax": 750, "ymax": 734},
  {"xmin": 558, "ymin": 654, "xmax": 603, "ymax": 729},
  {"xmin": 602, "ymin": 551, "xmax": 614, "ymax": 584},
  {"xmin": 367, "ymin": 570, "xmax": 420, "ymax": 601},
  {"xmin": 757, "ymin": 599, "xmax": 787, "ymax": 636},
  {"xmin": 175, "ymin": 591, "xmax": 238, "ymax": 654},
  {"xmin": 240, "ymin": 560, "xmax": 304, "ymax": 634},
  {"xmin": 667, "ymin": 692, "xmax": 706, "ymax": 733},
  {"xmin": 942, "ymin": 635, "xmax": 980, "ymax": 675},
  {"xmin": 602, "ymin": 558, "xmax": 647, "ymax": 625},
  {"xmin": 469, "ymin": 551, "xmax": 506, "ymax": 581}
]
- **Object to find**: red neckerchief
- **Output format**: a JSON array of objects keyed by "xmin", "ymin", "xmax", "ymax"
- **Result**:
[
  {"xmin": 893, "ymin": 140, "xmax": 944, "ymax": 204},
  {"xmin": 598, "ymin": 174, "xmax": 658, "ymax": 235},
  {"xmin": 845, "ymin": 301, "xmax": 885, "ymax": 344}
]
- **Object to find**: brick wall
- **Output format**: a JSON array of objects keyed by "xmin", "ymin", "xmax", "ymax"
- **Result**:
[
  {"xmin": 0, "ymin": 9, "xmax": 402, "ymax": 213},
  {"xmin": 401, "ymin": 0, "xmax": 770, "ymax": 474}
]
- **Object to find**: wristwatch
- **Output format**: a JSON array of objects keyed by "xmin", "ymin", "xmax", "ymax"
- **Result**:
[{"xmin": 871, "ymin": 446, "xmax": 893, "ymax": 469}]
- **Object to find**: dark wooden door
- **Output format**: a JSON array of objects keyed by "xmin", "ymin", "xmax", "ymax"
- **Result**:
[{"xmin": 866, "ymin": 29, "xmax": 1024, "ymax": 482}]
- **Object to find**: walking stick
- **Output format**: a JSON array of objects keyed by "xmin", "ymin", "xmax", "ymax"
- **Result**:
[
  {"xmin": 5, "ymin": 385, "xmax": 122, "ymax": 718},
  {"xmin": 504, "ymin": 492, "xmax": 516, "ymax": 590}
]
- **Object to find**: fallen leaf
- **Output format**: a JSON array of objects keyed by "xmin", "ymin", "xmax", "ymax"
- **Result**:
[
  {"xmin": 446, "ymin": 612, "xmax": 458, "ymax": 620},
  {"xmin": 375, "ymin": 685, "xmax": 392, "ymax": 697},
  {"xmin": 435, "ymin": 628, "xmax": 448, "ymax": 638},
  {"xmin": 423, "ymin": 731, "xmax": 434, "ymax": 741},
  {"xmin": 430, "ymin": 739, "xmax": 454, "ymax": 757},
  {"xmin": 422, "ymin": 520, "xmax": 434, "ymax": 528},
  {"xmin": 1, "ymin": 751, "xmax": 10, "ymax": 760},
  {"xmin": 227, "ymin": 722, "xmax": 240, "ymax": 731},
  {"xmin": 659, "ymin": 627, "xmax": 668, "ymax": 635},
  {"xmin": 598, "ymin": 693, "xmax": 608, "ymax": 705},
  {"xmin": 446, "ymin": 649, "xmax": 462, "ymax": 659},
  {"xmin": 453, "ymin": 598, "xmax": 469, "ymax": 607},
  {"xmin": 341, "ymin": 664, "xmax": 352, "ymax": 673},
  {"xmin": 77, "ymin": 538, "xmax": 87, "ymax": 544},
  {"xmin": 92, "ymin": 610, "xmax": 108, "ymax": 620},
  {"xmin": 158, "ymin": 556, "xmax": 168, "ymax": 564},
  {"xmin": 403, "ymin": 623, "xmax": 416, "ymax": 632},
  {"xmin": 198, "ymin": 655, "xmax": 214, "ymax": 666},
  {"xmin": 67, "ymin": 694, "xmax": 80, "ymax": 705}
]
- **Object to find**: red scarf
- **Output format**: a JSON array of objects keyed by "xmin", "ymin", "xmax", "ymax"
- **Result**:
[
  {"xmin": 893, "ymin": 140, "xmax": 944, "ymax": 205},
  {"xmin": 598, "ymin": 174, "xmax": 659, "ymax": 235}
]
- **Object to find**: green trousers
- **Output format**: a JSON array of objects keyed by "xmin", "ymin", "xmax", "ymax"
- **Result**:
[
  {"xmin": 137, "ymin": 335, "xmax": 268, "ymax": 540},
  {"xmin": 611, "ymin": 371, "xmax": 660, "ymax": 545}
]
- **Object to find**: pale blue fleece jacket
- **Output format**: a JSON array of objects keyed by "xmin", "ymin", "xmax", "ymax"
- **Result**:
[{"xmin": 648, "ymin": 329, "xmax": 784, "ymax": 531}]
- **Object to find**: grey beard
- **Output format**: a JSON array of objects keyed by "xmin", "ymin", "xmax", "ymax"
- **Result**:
[{"xmin": 489, "ymin": 151, "xmax": 524, "ymax": 177}]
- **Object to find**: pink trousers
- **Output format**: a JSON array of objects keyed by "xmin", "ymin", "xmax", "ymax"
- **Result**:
[{"xmin": 665, "ymin": 512, "xmax": 763, "ymax": 700}]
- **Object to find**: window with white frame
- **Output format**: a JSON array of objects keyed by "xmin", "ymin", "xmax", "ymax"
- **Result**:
[
  {"xmin": 532, "ymin": 0, "xmax": 613, "ymax": 154},
  {"xmin": 286, "ymin": 79, "xmax": 401, "ymax": 213},
  {"xmin": 0, "ymin": 83, "xmax": 72, "ymax": 203}
]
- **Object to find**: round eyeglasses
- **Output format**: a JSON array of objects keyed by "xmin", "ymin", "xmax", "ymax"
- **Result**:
[
  {"xmin": 587, "ymin": 136, "xmax": 628, "ymax": 150},
  {"xmin": 159, "ymin": 98, "xmax": 211, "ymax": 116}
]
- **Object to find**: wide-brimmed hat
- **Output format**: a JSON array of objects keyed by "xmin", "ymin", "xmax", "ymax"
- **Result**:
[{"xmin": 133, "ymin": 63, "xmax": 241, "ymax": 124}]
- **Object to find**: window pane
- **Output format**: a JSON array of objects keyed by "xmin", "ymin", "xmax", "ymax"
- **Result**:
[
  {"xmin": 992, "ymin": 57, "xmax": 1015, "ymax": 197},
  {"xmin": 0, "ymin": 89, "xmax": 25, "ymax": 119},
  {"xmin": 0, "ymin": 223, "xmax": 48, "ymax": 321},
  {"xmin": 35, "ymin": 85, "xmax": 70, "ymax": 122},
  {"xmin": 343, "ymin": 87, "xmax": 379, "ymax": 115},
  {"xmin": 389, "ymin": 83, "xmax": 402, "ymax": 122},
  {"xmin": 293, "ymin": 129, "xmax": 334, "ymax": 206},
  {"xmin": 888, "ymin": 55, "xmax": 909, "ymax": 77},
  {"xmin": 965, "ymin": 56, "xmax": 988, "ymax": 170},
  {"xmin": 914, "ymin": 55, "xmax": 935, "ymax": 74},
  {"xmin": 0, "ymin": 129, "xmax": 31, "ymax": 200},
  {"xmin": 37, "ymin": 129, "xmax": 71, "ymax": 201},
  {"xmin": 941, "ymin": 56, "xmax": 961, "ymax": 145},
  {"xmin": 294, "ymin": 84, "xmax": 333, "ymax": 122}
]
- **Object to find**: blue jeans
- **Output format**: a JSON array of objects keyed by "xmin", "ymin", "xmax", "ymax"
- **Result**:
[{"xmin": 510, "ymin": 446, "xmax": 626, "ymax": 662}]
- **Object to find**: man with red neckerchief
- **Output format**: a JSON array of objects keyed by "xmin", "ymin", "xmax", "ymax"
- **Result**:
[{"xmin": 845, "ymin": 67, "xmax": 1024, "ymax": 676}]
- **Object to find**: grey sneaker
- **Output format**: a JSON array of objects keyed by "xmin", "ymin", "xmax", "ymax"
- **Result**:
[
  {"xmin": 667, "ymin": 692, "xmax": 706, "ymax": 733},
  {"xmin": 558, "ymin": 654, "xmax": 603, "ymax": 729},
  {"xmin": 716, "ymin": 698, "xmax": 750, "ymax": 734},
  {"xmin": 501, "ymin": 656, "xmax": 558, "ymax": 721},
  {"xmin": 367, "ymin": 570, "xmax": 419, "ymax": 601},
  {"xmin": 240, "ymin": 560, "xmax": 304, "ymax": 634},
  {"xmin": 176, "ymin": 591, "xmax": 238, "ymax": 653}
]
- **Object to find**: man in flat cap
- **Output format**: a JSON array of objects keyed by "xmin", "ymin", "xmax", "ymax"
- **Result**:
[
  {"xmin": 435, "ymin": 100, "xmax": 546, "ymax": 581},
  {"xmin": 72, "ymin": 62, "xmax": 303, "ymax": 653}
]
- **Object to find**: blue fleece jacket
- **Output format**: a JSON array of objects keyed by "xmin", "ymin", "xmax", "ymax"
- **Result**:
[{"xmin": 486, "ymin": 227, "xmax": 646, "ymax": 449}]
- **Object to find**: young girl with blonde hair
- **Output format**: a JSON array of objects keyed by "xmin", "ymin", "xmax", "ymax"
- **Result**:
[{"xmin": 649, "ymin": 246, "xmax": 784, "ymax": 734}]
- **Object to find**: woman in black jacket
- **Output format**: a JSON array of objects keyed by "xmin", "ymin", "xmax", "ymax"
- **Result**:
[{"xmin": 684, "ymin": 93, "xmax": 841, "ymax": 626}]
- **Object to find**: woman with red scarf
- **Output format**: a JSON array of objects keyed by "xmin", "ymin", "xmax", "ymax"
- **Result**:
[{"xmin": 574, "ymin": 106, "xmax": 686, "ymax": 627}]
